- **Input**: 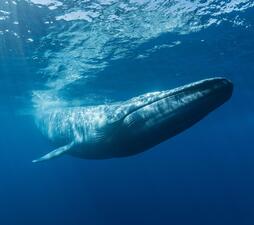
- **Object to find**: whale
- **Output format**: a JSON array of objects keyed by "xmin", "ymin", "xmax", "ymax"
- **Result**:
[{"xmin": 33, "ymin": 77, "xmax": 233, "ymax": 163}]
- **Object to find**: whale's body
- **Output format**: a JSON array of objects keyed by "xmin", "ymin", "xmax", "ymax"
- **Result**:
[{"xmin": 33, "ymin": 77, "xmax": 233, "ymax": 163}]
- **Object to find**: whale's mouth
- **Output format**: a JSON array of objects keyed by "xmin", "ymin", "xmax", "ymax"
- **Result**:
[
  {"xmin": 161, "ymin": 77, "xmax": 233, "ymax": 106},
  {"xmin": 123, "ymin": 77, "xmax": 233, "ymax": 129},
  {"xmin": 160, "ymin": 77, "xmax": 233, "ymax": 111}
]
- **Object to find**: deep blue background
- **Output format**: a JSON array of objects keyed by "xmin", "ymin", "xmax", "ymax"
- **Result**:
[{"xmin": 1, "ymin": 1, "xmax": 254, "ymax": 225}]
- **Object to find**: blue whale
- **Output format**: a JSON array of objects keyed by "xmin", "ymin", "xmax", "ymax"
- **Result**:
[{"xmin": 33, "ymin": 77, "xmax": 233, "ymax": 163}]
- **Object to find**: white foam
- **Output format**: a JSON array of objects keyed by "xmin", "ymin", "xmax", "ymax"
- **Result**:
[
  {"xmin": 27, "ymin": 38, "xmax": 34, "ymax": 42},
  {"xmin": 56, "ymin": 10, "xmax": 99, "ymax": 22},
  {"xmin": 28, "ymin": 0, "xmax": 63, "ymax": 9},
  {"xmin": 0, "ymin": 10, "xmax": 10, "ymax": 21}
]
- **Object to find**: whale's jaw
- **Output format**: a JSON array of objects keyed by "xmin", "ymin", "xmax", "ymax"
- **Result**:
[{"xmin": 115, "ymin": 77, "xmax": 233, "ymax": 157}]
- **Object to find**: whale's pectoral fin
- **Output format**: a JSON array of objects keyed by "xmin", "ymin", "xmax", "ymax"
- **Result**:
[{"xmin": 32, "ymin": 142, "xmax": 74, "ymax": 163}]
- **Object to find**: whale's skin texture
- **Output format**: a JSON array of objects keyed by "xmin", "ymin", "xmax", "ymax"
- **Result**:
[{"xmin": 33, "ymin": 77, "xmax": 233, "ymax": 162}]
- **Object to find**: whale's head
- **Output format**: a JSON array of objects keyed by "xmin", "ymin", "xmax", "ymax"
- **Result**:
[{"xmin": 115, "ymin": 77, "xmax": 233, "ymax": 156}]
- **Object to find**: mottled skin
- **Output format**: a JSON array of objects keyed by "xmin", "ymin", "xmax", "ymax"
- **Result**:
[{"xmin": 33, "ymin": 77, "xmax": 233, "ymax": 162}]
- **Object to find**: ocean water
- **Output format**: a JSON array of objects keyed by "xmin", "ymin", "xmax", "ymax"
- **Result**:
[{"xmin": 0, "ymin": 0, "xmax": 254, "ymax": 224}]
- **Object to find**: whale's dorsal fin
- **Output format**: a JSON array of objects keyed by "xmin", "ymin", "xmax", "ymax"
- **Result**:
[{"xmin": 32, "ymin": 142, "xmax": 75, "ymax": 163}]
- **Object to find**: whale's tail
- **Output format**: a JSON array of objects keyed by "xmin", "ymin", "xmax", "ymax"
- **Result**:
[{"xmin": 32, "ymin": 142, "xmax": 74, "ymax": 163}]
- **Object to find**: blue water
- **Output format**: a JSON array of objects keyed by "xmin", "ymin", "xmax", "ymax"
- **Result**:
[{"xmin": 1, "ymin": 0, "xmax": 254, "ymax": 224}]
